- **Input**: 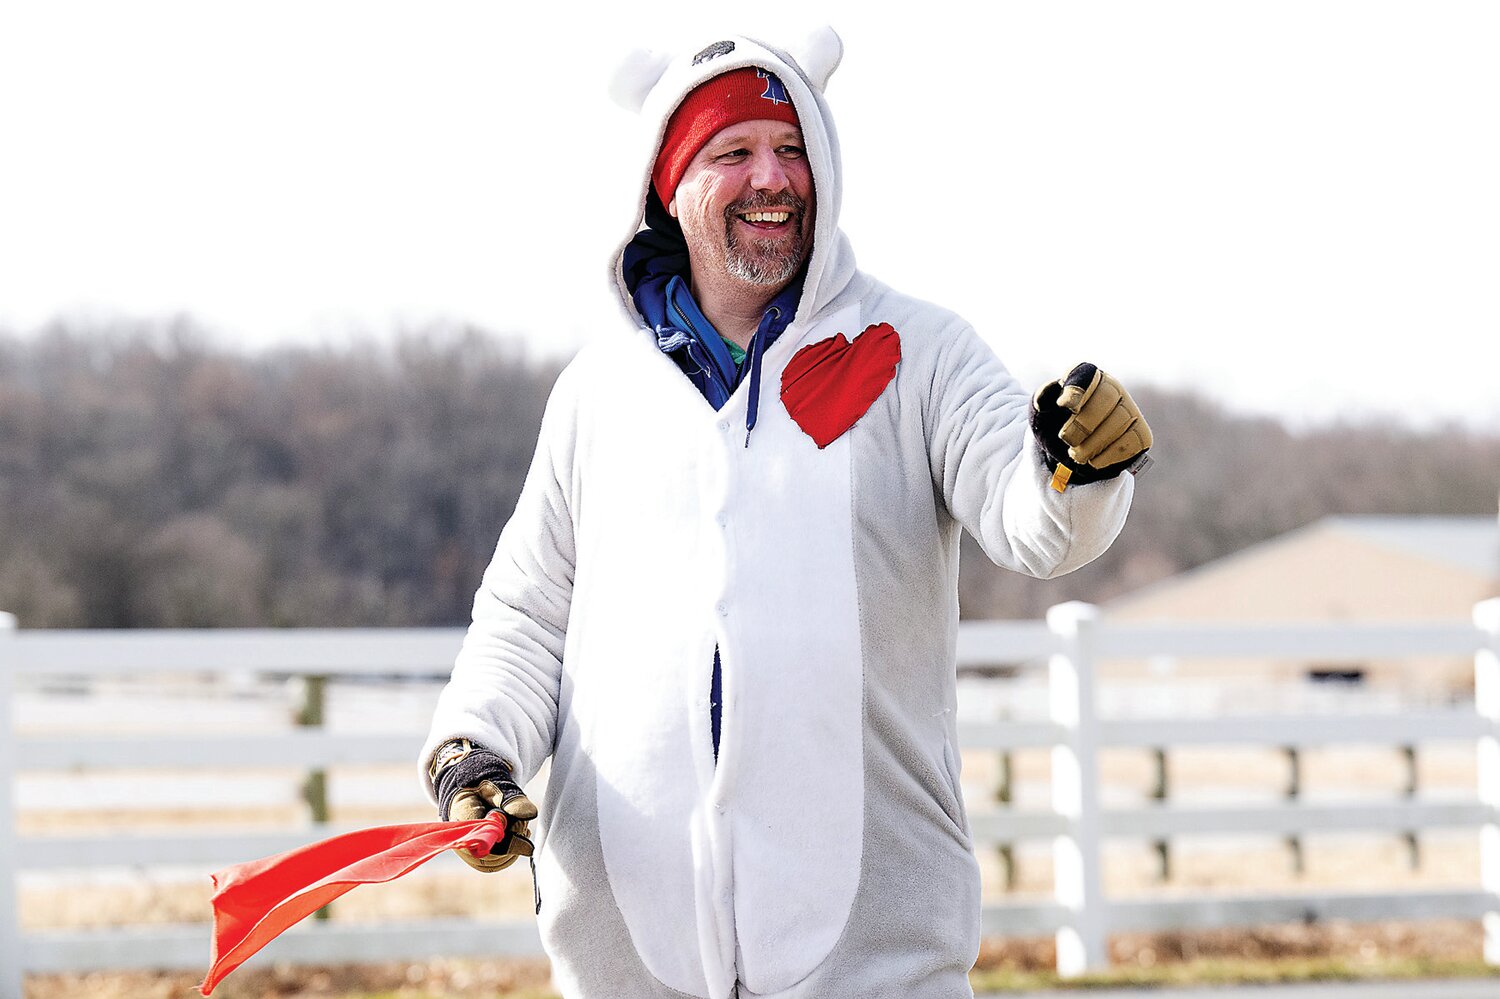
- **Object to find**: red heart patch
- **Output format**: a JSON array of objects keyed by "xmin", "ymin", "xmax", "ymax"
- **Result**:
[{"xmin": 780, "ymin": 323, "xmax": 902, "ymax": 449}]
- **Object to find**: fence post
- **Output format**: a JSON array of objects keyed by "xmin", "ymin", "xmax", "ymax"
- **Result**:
[
  {"xmin": 1475, "ymin": 598, "xmax": 1500, "ymax": 965},
  {"xmin": 1283, "ymin": 746, "xmax": 1305, "ymax": 876},
  {"xmin": 1047, "ymin": 601, "xmax": 1106, "ymax": 977},
  {"xmin": 295, "ymin": 674, "xmax": 332, "ymax": 921},
  {"xmin": 1151, "ymin": 747, "xmax": 1170, "ymax": 882},
  {"xmin": 1401, "ymin": 744, "xmax": 1420, "ymax": 871},
  {"xmin": 0, "ymin": 612, "xmax": 23, "ymax": 999},
  {"xmin": 995, "ymin": 750, "xmax": 1016, "ymax": 891}
]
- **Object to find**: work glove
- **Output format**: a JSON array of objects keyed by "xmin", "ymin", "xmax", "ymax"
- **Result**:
[
  {"xmin": 431, "ymin": 739, "xmax": 539, "ymax": 873},
  {"xmin": 1030, "ymin": 362, "xmax": 1152, "ymax": 491}
]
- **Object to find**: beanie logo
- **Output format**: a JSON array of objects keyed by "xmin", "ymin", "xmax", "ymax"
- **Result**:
[
  {"xmin": 756, "ymin": 69, "xmax": 791, "ymax": 106},
  {"xmin": 692, "ymin": 41, "xmax": 735, "ymax": 65}
]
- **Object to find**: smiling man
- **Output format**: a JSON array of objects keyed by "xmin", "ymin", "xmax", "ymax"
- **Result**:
[
  {"xmin": 659, "ymin": 72, "xmax": 815, "ymax": 343},
  {"xmin": 422, "ymin": 29, "xmax": 1151, "ymax": 999}
]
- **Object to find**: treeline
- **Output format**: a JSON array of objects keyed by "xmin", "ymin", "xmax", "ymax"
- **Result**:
[
  {"xmin": 1, "ymin": 321, "xmax": 1496, "ymax": 628},
  {"xmin": 0, "ymin": 321, "xmax": 559, "ymax": 627}
]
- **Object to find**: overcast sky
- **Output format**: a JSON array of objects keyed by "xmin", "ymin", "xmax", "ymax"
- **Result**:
[{"xmin": 2, "ymin": 1, "xmax": 1496, "ymax": 430}]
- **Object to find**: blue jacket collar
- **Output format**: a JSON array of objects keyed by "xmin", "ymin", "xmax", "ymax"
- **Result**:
[{"xmin": 624, "ymin": 211, "xmax": 804, "ymax": 442}]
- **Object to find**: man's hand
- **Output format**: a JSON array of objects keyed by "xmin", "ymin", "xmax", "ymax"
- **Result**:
[
  {"xmin": 1030, "ymin": 362, "xmax": 1152, "ymax": 489},
  {"xmin": 448, "ymin": 776, "xmax": 539, "ymax": 873},
  {"xmin": 432, "ymin": 739, "xmax": 540, "ymax": 873}
]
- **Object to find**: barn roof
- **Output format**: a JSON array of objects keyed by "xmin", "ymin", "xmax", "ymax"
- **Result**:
[
  {"xmin": 1326, "ymin": 516, "xmax": 1498, "ymax": 577},
  {"xmin": 1106, "ymin": 514, "xmax": 1498, "ymax": 616}
]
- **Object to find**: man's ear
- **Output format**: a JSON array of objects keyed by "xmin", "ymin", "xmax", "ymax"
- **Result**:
[{"xmin": 667, "ymin": 196, "xmax": 678, "ymax": 218}]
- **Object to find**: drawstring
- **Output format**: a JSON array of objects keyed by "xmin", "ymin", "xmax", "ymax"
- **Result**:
[
  {"xmin": 530, "ymin": 854, "xmax": 541, "ymax": 914},
  {"xmin": 744, "ymin": 306, "xmax": 781, "ymax": 447}
]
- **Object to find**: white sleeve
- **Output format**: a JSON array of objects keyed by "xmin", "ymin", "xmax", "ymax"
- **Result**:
[
  {"xmin": 419, "ymin": 368, "xmax": 578, "ymax": 799},
  {"xmin": 926, "ymin": 324, "xmax": 1133, "ymax": 580}
]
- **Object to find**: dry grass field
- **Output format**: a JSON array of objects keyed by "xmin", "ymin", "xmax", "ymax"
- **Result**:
[{"xmin": 21, "ymin": 924, "xmax": 1494, "ymax": 998}]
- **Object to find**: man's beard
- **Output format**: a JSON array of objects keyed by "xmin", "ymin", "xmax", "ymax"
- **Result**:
[{"xmin": 721, "ymin": 191, "xmax": 811, "ymax": 287}]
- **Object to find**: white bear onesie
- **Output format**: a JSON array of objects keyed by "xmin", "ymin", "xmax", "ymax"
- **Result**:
[{"xmin": 422, "ymin": 30, "xmax": 1135, "ymax": 999}]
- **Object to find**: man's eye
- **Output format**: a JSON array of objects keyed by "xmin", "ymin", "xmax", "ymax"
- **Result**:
[
  {"xmin": 718, "ymin": 149, "xmax": 749, "ymax": 160},
  {"xmin": 779, "ymin": 146, "xmax": 805, "ymax": 158}
]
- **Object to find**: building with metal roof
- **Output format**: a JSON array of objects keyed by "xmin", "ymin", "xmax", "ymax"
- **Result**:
[{"xmin": 1103, "ymin": 515, "xmax": 1497, "ymax": 700}]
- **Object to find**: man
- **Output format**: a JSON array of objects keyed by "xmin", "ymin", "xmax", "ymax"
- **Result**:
[{"xmin": 422, "ymin": 29, "xmax": 1150, "ymax": 999}]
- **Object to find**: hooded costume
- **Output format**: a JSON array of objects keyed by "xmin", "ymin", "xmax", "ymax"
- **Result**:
[{"xmin": 422, "ymin": 29, "xmax": 1135, "ymax": 999}]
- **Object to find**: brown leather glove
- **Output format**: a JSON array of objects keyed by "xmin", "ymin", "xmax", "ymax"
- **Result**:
[
  {"xmin": 1030, "ymin": 362, "xmax": 1152, "ymax": 489},
  {"xmin": 431, "ymin": 739, "xmax": 539, "ymax": 873},
  {"xmin": 448, "ymin": 778, "xmax": 538, "ymax": 873}
]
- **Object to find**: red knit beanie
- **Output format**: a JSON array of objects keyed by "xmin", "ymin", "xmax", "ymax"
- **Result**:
[{"xmin": 652, "ymin": 67, "xmax": 801, "ymax": 206}]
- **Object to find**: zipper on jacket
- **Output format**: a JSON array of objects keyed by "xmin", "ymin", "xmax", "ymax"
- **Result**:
[
  {"xmin": 710, "ymin": 645, "xmax": 723, "ymax": 765},
  {"xmin": 672, "ymin": 294, "xmax": 736, "ymax": 391}
]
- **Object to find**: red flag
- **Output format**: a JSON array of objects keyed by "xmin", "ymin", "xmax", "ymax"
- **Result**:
[{"xmin": 199, "ymin": 813, "xmax": 507, "ymax": 995}]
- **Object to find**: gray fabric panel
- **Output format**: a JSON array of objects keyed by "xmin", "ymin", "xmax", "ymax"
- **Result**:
[
  {"xmin": 742, "ymin": 286, "xmax": 980, "ymax": 998},
  {"xmin": 538, "ymin": 705, "xmax": 703, "ymax": 999}
]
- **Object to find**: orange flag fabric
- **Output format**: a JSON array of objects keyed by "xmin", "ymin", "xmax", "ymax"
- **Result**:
[{"xmin": 199, "ymin": 813, "xmax": 507, "ymax": 995}]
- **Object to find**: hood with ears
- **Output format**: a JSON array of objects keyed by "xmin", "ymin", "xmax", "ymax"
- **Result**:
[{"xmin": 607, "ymin": 28, "xmax": 858, "ymax": 331}]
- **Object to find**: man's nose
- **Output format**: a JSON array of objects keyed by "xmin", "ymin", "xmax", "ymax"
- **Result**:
[{"xmin": 747, "ymin": 148, "xmax": 790, "ymax": 193}]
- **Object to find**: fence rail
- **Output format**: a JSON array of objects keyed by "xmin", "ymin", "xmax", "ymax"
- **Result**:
[{"xmin": 2, "ymin": 601, "xmax": 1499, "ymax": 996}]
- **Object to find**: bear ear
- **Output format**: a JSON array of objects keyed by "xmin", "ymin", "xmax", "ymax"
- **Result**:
[
  {"xmin": 609, "ymin": 48, "xmax": 672, "ymax": 112},
  {"xmin": 792, "ymin": 25, "xmax": 843, "ymax": 92}
]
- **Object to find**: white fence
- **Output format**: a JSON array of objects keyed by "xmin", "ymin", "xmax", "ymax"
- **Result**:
[{"xmin": 2, "ymin": 601, "xmax": 1499, "ymax": 997}]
